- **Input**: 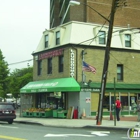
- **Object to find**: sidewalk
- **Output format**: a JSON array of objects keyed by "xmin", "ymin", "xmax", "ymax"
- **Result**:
[{"xmin": 14, "ymin": 113, "xmax": 140, "ymax": 131}]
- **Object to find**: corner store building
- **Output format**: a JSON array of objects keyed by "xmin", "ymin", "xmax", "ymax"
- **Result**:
[{"xmin": 20, "ymin": 21, "xmax": 140, "ymax": 117}]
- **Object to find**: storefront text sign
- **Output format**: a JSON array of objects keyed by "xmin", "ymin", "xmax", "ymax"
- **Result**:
[
  {"xmin": 38, "ymin": 48, "xmax": 64, "ymax": 60},
  {"xmin": 70, "ymin": 49, "xmax": 75, "ymax": 77},
  {"xmin": 81, "ymin": 88, "xmax": 100, "ymax": 92}
]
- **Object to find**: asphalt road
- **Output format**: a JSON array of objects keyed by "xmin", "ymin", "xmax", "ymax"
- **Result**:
[{"xmin": 0, "ymin": 122, "xmax": 138, "ymax": 140}]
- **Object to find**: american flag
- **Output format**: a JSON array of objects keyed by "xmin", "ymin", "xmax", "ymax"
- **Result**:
[{"xmin": 82, "ymin": 61, "xmax": 96, "ymax": 74}]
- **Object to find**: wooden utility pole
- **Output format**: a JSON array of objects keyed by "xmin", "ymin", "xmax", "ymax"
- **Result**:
[{"xmin": 96, "ymin": 0, "xmax": 118, "ymax": 125}]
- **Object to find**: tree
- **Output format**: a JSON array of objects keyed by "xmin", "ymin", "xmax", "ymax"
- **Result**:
[
  {"xmin": 9, "ymin": 67, "xmax": 33, "ymax": 98},
  {"xmin": 0, "ymin": 49, "xmax": 9, "ymax": 97}
]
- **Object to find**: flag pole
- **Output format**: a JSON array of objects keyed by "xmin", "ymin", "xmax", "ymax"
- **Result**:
[{"xmin": 82, "ymin": 50, "xmax": 85, "ymax": 84}]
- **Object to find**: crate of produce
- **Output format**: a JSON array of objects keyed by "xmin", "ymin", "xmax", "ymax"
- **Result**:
[
  {"xmin": 33, "ymin": 112, "xmax": 41, "ymax": 117},
  {"xmin": 45, "ymin": 110, "xmax": 53, "ymax": 117},
  {"xmin": 40, "ymin": 112, "xmax": 46, "ymax": 117},
  {"xmin": 57, "ymin": 110, "xmax": 67, "ymax": 118},
  {"xmin": 41, "ymin": 110, "xmax": 53, "ymax": 118},
  {"xmin": 22, "ymin": 111, "xmax": 28, "ymax": 117},
  {"xmin": 28, "ymin": 112, "xmax": 33, "ymax": 117},
  {"xmin": 53, "ymin": 110, "xmax": 58, "ymax": 118}
]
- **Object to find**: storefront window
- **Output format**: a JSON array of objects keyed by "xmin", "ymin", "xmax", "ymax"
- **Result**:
[
  {"xmin": 58, "ymin": 55, "xmax": 64, "ymax": 72},
  {"xmin": 102, "ymin": 95, "xmax": 137, "ymax": 111},
  {"xmin": 37, "ymin": 60, "xmax": 42, "ymax": 75},
  {"xmin": 47, "ymin": 58, "xmax": 52, "ymax": 74},
  {"xmin": 35, "ymin": 93, "xmax": 66, "ymax": 110}
]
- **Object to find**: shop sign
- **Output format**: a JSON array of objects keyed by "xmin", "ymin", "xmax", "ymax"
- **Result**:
[
  {"xmin": 27, "ymin": 82, "xmax": 58, "ymax": 88},
  {"xmin": 38, "ymin": 89, "xmax": 48, "ymax": 92},
  {"xmin": 81, "ymin": 88, "xmax": 100, "ymax": 92},
  {"xmin": 70, "ymin": 49, "xmax": 75, "ymax": 77},
  {"xmin": 31, "ymin": 90, "xmax": 37, "ymax": 92},
  {"xmin": 31, "ymin": 89, "xmax": 48, "ymax": 92},
  {"xmin": 38, "ymin": 48, "xmax": 64, "ymax": 60}
]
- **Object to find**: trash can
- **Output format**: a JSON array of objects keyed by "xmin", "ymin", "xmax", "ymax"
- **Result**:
[{"xmin": 73, "ymin": 109, "xmax": 78, "ymax": 119}]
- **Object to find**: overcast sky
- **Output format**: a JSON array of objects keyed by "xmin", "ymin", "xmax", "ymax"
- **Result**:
[{"xmin": 0, "ymin": 0, "xmax": 50, "ymax": 72}]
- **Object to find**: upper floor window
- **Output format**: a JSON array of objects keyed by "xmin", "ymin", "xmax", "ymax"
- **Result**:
[
  {"xmin": 56, "ymin": 31, "xmax": 60, "ymax": 45},
  {"xmin": 37, "ymin": 60, "xmax": 42, "ymax": 76},
  {"xmin": 47, "ymin": 58, "xmax": 52, "ymax": 74},
  {"xmin": 45, "ymin": 35, "xmax": 49, "ymax": 48},
  {"xmin": 98, "ymin": 31, "xmax": 106, "ymax": 44},
  {"xmin": 117, "ymin": 64, "xmax": 123, "ymax": 81},
  {"xmin": 59, "ymin": 55, "xmax": 63, "ymax": 72},
  {"xmin": 125, "ymin": 34, "xmax": 131, "ymax": 47}
]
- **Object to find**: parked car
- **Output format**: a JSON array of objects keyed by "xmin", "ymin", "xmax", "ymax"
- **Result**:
[{"xmin": 0, "ymin": 102, "xmax": 16, "ymax": 124}]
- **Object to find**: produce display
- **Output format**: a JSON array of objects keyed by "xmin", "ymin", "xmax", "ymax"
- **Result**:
[
  {"xmin": 23, "ymin": 108, "xmax": 52, "ymax": 112},
  {"xmin": 22, "ymin": 108, "xmax": 53, "ymax": 118}
]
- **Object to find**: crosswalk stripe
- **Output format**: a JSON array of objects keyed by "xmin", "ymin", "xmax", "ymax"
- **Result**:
[
  {"xmin": 44, "ymin": 134, "xmax": 94, "ymax": 137},
  {"xmin": 88, "ymin": 131, "xmax": 110, "ymax": 136}
]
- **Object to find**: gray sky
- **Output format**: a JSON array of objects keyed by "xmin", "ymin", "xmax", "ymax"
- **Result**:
[{"xmin": 0, "ymin": 0, "xmax": 50, "ymax": 72}]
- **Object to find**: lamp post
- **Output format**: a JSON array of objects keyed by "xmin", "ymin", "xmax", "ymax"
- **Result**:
[{"xmin": 68, "ymin": 0, "xmax": 118, "ymax": 125}]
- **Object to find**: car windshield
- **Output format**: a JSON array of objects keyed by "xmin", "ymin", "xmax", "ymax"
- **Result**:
[{"xmin": 0, "ymin": 105, "xmax": 14, "ymax": 110}]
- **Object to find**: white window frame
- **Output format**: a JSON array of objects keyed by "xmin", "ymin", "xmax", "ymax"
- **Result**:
[
  {"xmin": 45, "ymin": 35, "xmax": 49, "ymax": 48},
  {"xmin": 125, "ymin": 34, "xmax": 131, "ymax": 47},
  {"xmin": 56, "ymin": 31, "xmax": 60, "ymax": 45},
  {"xmin": 98, "ymin": 31, "xmax": 106, "ymax": 45}
]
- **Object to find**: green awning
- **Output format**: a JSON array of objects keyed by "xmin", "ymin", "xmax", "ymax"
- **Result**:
[{"xmin": 20, "ymin": 77, "xmax": 80, "ymax": 93}]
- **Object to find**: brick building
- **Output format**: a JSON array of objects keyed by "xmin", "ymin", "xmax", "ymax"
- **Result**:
[{"xmin": 50, "ymin": 0, "xmax": 140, "ymax": 28}]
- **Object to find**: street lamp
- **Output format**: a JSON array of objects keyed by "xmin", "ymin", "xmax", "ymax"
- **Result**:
[
  {"xmin": 60, "ymin": 1, "xmax": 80, "ymax": 24},
  {"xmin": 67, "ymin": 0, "xmax": 118, "ymax": 125}
]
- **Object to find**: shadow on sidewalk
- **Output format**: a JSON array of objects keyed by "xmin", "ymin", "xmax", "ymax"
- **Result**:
[
  {"xmin": 103, "ymin": 116, "xmax": 138, "ymax": 121},
  {"xmin": 85, "ymin": 116, "xmax": 138, "ymax": 122}
]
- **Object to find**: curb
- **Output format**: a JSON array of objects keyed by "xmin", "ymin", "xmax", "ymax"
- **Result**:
[
  {"xmin": 14, "ymin": 120, "xmax": 129, "ymax": 131},
  {"xmin": 83, "ymin": 125, "xmax": 129, "ymax": 131},
  {"xmin": 14, "ymin": 120, "xmax": 43, "ymax": 126}
]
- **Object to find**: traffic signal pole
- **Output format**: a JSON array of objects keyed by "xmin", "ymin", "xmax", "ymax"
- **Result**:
[{"xmin": 96, "ymin": 0, "xmax": 118, "ymax": 125}]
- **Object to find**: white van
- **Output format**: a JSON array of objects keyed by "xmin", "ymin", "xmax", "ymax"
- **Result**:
[
  {"xmin": 5, "ymin": 93, "xmax": 15, "ymax": 103},
  {"xmin": 5, "ymin": 93, "xmax": 18, "ymax": 109}
]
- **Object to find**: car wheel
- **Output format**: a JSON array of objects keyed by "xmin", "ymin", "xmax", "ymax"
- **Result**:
[{"xmin": 8, "ymin": 120, "xmax": 13, "ymax": 124}]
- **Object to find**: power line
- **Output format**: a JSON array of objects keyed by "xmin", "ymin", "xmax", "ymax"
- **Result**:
[{"xmin": 8, "ymin": 59, "xmax": 33, "ymax": 65}]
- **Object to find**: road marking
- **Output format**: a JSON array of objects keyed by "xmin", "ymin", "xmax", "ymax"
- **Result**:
[
  {"xmin": 0, "ymin": 135, "xmax": 27, "ymax": 140},
  {"xmin": 89, "ymin": 131, "xmax": 110, "ymax": 136},
  {"xmin": 44, "ymin": 131, "xmax": 110, "ymax": 137},
  {"xmin": 44, "ymin": 134, "xmax": 94, "ymax": 137}
]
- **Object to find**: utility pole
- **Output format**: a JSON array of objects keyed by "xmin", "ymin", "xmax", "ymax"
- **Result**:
[{"xmin": 96, "ymin": 0, "xmax": 119, "ymax": 125}]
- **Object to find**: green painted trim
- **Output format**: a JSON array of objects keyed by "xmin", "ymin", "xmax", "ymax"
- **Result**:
[{"xmin": 80, "ymin": 82, "xmax": 140, "ymax": 93}]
